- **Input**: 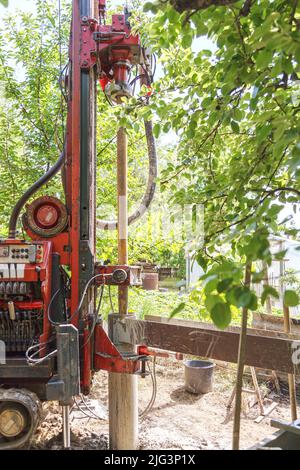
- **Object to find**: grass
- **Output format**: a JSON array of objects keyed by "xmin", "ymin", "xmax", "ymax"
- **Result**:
[{"xmin": 99, "ymin": 283, "xmax": 256, "ymax": 326}]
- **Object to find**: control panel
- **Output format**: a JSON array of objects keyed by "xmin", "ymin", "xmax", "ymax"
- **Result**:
[
  {"xmin": 0, "ymin": 241, "xmax": 47, "ymax": 293},
  {"xmin": 0, "ymin": 243, "xmax": 42, "ymax": 264},
  {"xmin": 0, "ymin": 240, "xmax": 52, "ymax": 354}
]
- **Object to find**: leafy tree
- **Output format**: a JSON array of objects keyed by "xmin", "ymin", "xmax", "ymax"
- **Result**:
[
  {"xmin": 0, "ymin": 0, "xmax": 184, "ymax": 273},
  {"xmin": 0, "ymin": 0, "xmax": 69, "ymax": 235},
  {"xmin": 132, "ymin": 0, "xmax": 300, "ymax": 327},
  {"xmin": 1, "ymin": 0, "xmax": 299, "ymax": 329}
]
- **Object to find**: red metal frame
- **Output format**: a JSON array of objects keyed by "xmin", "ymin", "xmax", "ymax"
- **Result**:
[
  {"xmin": 138, "ymin": 345, "xmax": 184, "ymax": 361},
  {"xmin": 79, "ymin": 10, "xmax": 142, "ymax": 76},
  {"xmin": 94, "ymin": 324, "xmax": 142, "ymax": 374},
  {"xmin": 1, "ymin": 1, "xmax": 148, "ymax": 388},
  {"xmin": 70, "ymin": 0, "xmax": 81, "ymax": 330},
  {"xmin": 0, "ymin": 240, "xmax": 53, "ymax": 350},
  {"xmin": 94, "ymin": 264, "xmax": 142, "ymax": 286}
]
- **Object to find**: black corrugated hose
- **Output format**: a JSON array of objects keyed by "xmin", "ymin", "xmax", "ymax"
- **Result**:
[
  {"xmin": 8, "ymin": 149, "xmax": 65, "ymax": 239},
  {"xmin": 96, "ymin": 120, "xmax": 158, "ymax": 231}
]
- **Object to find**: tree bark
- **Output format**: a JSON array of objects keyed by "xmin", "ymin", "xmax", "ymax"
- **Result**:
[{"xmin": 232, "ymin": 262, "xmax": 252, "ymax": 450}]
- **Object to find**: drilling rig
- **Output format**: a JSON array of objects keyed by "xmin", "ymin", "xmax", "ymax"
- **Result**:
[{"xmin": 0, "ymin": 0, "xmax": 157, "ymax": 450}]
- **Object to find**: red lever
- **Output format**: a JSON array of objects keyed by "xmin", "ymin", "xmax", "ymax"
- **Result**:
[{"xmin": 138, "ymin": 345, "xmax": 183, "ymax": 361}]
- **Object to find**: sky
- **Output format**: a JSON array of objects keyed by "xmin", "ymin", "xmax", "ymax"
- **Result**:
[
  {"xmin": 0, "ymin": 0, "xmax": 131, "ymax": 16},
  {"xmin": 0, "ymin": 0, "xmax": 34, "ymax": 15}
]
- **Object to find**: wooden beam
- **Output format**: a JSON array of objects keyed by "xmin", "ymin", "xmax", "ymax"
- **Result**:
[{"xmin": 122, "ymin": 316, "xmax": 300, "ymax": 374}]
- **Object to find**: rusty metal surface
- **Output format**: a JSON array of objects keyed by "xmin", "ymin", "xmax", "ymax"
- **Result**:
[
  {"xmin": 120, "ymin": 316, "xmax": 300, "ymax": 374},
  {"xmin": 0, "ymin": 358, "xmax": 53, "ymax": 380}
]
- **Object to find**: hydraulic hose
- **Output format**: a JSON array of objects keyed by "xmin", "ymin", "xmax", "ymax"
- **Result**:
[
  {"xmin": 8, "ymin": 149, "xmax": 66, "ymax": 239},
  {"xmin": 97, "ymin": 120, "xmax": 157, "ymax": 231}
]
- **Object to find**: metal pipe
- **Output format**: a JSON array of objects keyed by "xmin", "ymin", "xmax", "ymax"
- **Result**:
[
  {"xmin": 117, "ymin": 127, "xmax": 129, "ymax": 314},
  {"xmin": 62, "ymin": 405, "xmax": 71, "ymax": 449},
  {"xmin": 109, "ymin": 127, "xmax": 138, "ymax": 450},
  {"xmin": 97, "ymin": 120, "xmax": 157, "ymax": 230},
  {"xmin": 8, "ymin": 149, "xmax": 65, "ymax": 239}
]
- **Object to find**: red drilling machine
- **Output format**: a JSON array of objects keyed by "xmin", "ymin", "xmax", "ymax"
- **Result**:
[{"xmin": 0, "ymin": 0, "xmax": 157, "ymax": 450}]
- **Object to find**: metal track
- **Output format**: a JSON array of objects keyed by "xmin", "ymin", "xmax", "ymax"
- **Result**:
[{"xmin": 0, "ymin": 388, "xmax": 42, "ymax": 450}]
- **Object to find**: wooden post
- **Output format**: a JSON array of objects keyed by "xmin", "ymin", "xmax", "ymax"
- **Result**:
[
  {"xmin": 263, "ymin": 262, "xmax": 272, "ymax": 314},
  {"xmin": 93, "ymin": 0, "xmax": 99, "ymax": 17},
  {"xmin": 283, "ymin": 302, "xmax": 298, "ymax": 421},
  {"xmin": 117, "ymin": 127, "xmax": 129, "ymax": 316},
  {"xmin": 263, "ymin": 262, "xmax": 280, "ymax": 392},
  {"xmin": 232, "ymin": 262, "xmax": 251, "ymax": 450},
  {"xmin": 250, "ymin": 367, "xmax": 264, "ymax": 416},
  {"xmin": 108, "ymin": 128, "xmax": 138, "ymax": 450}
]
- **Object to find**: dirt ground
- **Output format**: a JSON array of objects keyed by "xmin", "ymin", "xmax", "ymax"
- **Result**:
[{"xmin": 31, "ymin": 358, "xmax": 297, "ymax": 450}]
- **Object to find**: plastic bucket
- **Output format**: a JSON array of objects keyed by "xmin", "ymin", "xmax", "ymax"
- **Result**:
[{"xmin": 184, "ymin": 360, "xmax": 215, "ymax": 394}]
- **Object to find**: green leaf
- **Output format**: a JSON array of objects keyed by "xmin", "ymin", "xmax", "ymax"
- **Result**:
[
  {"xmin": 196, "ymin": 253, "xmax": 207, "ymax": 272},
  {"xmin": 169, "ymin": 302, "xmax": 185, "ymax": 319},
  {"xmin": 211, "ymin": 303, "xmax": 232, "ymax": 329},
  {"xmin": 205, "ymin": 294, "xmax": 223, "ymax": 311},
  {"xmin": 163, "ymin": 122, "xmax": 171, "ymax": 133},
  {"xmin": 204, "ymin": 277, "xmax": 219, "ymax": 294},
  {"xmin": 143, "ymin": 2, "xmax": 158, "ymax": 13},
  {"xmin": 255, "ymin": 49, "xmax": 273, "ymax": 69},
  {"xmin": 231, "ymin": 120, "xmax": 240, "ymax": 134},
  {"xmin": 153, "ymin": 123, "xmax": 161, "ymax": 139},
  {"xmin": 217, "ymin": 278, "xmax": 233, "ymax": 293},
  {"xmin": 182, "ymin": 33, "xmax": 193, "ymax": 49},
  {"xmin": 274, "ymin": 249, "xmax": 288, "ymax": 261},
  {"xmin": 284, "ymin": 290, "xmax": 299, "ymax": 308},
  {"xmin": 0, "ymin": 0, "xmax": 8, "ymax": 6},
  {"xmin": 227, "ymin": 286, "xmax": 257, "ymax": 310},
  {"xmin": 261, "ymin": 286, "xmax": 279, "ymax": 305},
  {"xmin": 166, "ymin": 7, "xmax": 179, "ymax": 23}
]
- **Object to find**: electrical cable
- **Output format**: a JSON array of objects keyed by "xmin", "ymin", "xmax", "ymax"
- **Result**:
[
  {"xmin": 59, "ymin": 62, "xmax": 70, "ymax": 103},
  {"xmin": 152, "ymin": 54, "xmax": 157, "ymax": 80},
  {"xmin": 26, "ymin": 340, "xmax": 57, "ymax": 366},
  {"xmin": 81, "ymin": 284, "xmax": 105, "ymax": 348},
  {"xmin": 108, "ymin": 285, "xmax": 115, "ymax": 313},
  {"xmin": 80, "ymin": 394, "xmax": 107, "ymax": 420},
  {"xmin": 67, "ymin": 273, "xmax": 111, "ymax": 324},
  {"xmin": 72, "ymin": 395, "xmax": 108, "ymax": 421},
  {"xmin": 29, "ymin": 277, "xmax": 107, "ymax": 363},
  {"xmin": 73, "ymin": 397, "xmax": 96, "ymax": 420},
  {"xmin": 71, "ymin": 356, "xmax": 158, "ymax": 422},
  {"xmin": 139, "ymin": 356, "xmax": 157, "ymax": 418},
  {"xmin": 47, "ymin": 273, "xmax": 111, "ymax": 326}
]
